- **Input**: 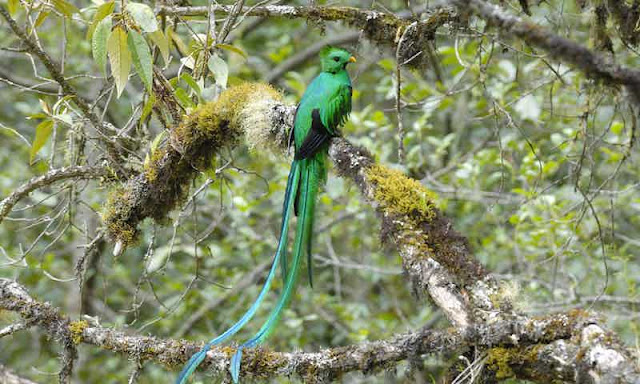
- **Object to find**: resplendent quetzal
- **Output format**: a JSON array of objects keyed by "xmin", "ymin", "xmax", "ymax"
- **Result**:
[{"xmin": 176, "ymin": 46, "xmax": 355, "ymax": 383}]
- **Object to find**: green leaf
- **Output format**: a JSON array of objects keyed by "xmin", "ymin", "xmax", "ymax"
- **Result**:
[
  {"xmin": 148, "ymin": 29, "xmax": 170, "ymax": 65},
  {"xmin": 87, "ymin": 1, "xmax": 115, "ymax": 40},
  {"xmin": 167, "ymin": 28, "xmax": 189, "ymax": 56},
  {"xmin": 92, "ymin": 15, "xmax": 112, "ymax": 77},
  {"xmin": 107, "ymin": 27, "xmax": 132, "ymax": 97},
  {"xmin": 94, "ymin": 1, "xmax": 115, "ymax": 22},
  {"xmin": 215, "ymin": 43, "xmax": 248, "ymax": 59},
  {"xmin": 174, "ymin": 88, "xmax": 194, "ymax": 108},
  {"xmin": 30, "ymin": 119, "xmax": 54, "ymax": 163},
  {"xmin": 34, "ymin": 10, "xmax": 50, "ymax": 28},
  {"xmin": 180, "ymin": 72, "xmax": 201, "ymax": 97},
  {"xmin": 151, "ymin": 130, "xmax": 167, "ymax": 152},
  {"xmin": 140, "ymin": 94, "xmax": 156, "ymax": 123},
  {"xmin": 51, "ymin": 0, "xmax": 79, "ymax": 17},
  {"xmin": 125, "ymin": 2, "xmax": 158, "ymax": 33},
  {"xmin": 611, "ymin": 121, "xmax": 624, "ymax": 136},
  {"xmin": 128, "ymin": 30, "xmax": 153, "ymax": 93},
  {"xmin": 207, "ymin": 54, "xmax": 228, "ymax": 88},
  {"xmin": 8, "ymin": 0, "xmax": 19, "ymax": 15}
]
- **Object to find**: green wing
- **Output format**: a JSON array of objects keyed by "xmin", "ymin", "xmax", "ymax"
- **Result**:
[{"xmin": 320, "ymin": 83, "xmax": 352, "ymax": 136}]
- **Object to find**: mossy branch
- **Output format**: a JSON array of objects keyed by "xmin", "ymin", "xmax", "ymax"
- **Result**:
[
  {"xmin": 95, "ymin": 78, "xmax": 640, "ymax": 383},
  {"xmin": 157, "ymin": 4, "xmax": 457, "ymax": 69},
  {"xmin": 101, "ymin": 83, "xmax": 489, "ymax": 327},
  {"xmin": 102, "ymin": 83, "xmax": 289, "ymax": 249},
  {"xmin": 2, "ymin": 278, "xmax": 637, "ymax": 383},
  {"xmin": 0, "ymin": 279, "xmax": 77, "ymax": 384}
]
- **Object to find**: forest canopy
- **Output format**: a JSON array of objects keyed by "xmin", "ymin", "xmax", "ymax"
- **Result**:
[{"xmin": 0, "ymin": 0, "xmax": 639, "ymax": 383}]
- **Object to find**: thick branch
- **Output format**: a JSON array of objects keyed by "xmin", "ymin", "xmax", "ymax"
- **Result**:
[
  {"xmin": 0, "ymin": 280, "xmax": 76, "ymax": 383},
  {"xmin": 328, "ymin": 139, "xmax": 485, "ymax": 328},
  {"xmin": 452, "ymin": 0, "xmax": 640, "ymax": 106},
  {"xmin": 0, "ymin": 165, "xmax": 108, "ymax": 225},
  {"xmin": 3, "ymin": 278, "xmax": 637, "ymax": 383}
]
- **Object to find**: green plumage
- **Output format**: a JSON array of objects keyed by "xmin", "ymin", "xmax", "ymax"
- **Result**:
[{"xmin": 176, "ymin": 46, "xmax": 354, "ymax": 384}]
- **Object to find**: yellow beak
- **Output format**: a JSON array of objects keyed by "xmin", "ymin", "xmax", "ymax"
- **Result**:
[{"xmin": 349, "ymin": 56, "xmax": 357, "ymax": 63}]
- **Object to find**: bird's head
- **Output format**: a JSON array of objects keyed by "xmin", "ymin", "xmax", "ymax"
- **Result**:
[{"xmin": 320, "ymin": 46, "xmax": 356, "ymax": 74}]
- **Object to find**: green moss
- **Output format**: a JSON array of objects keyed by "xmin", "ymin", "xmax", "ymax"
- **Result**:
[
  {"xmin": 102, "ymin": 185, "xmax": 138, "ymax": 248},
  {"xmin": 366, "ymin": 164, "xmax": 437, "ymax": 224},
  {"xmin": 174, "ymin": 82, "xmax": 282, "ymax": 154},
  {"xmin": 239, "ymin": 347, "xmax": 287, "ymax": 380},
  {"xmin": 487, "ymin": 347, "xmax": 515, "ymax": 379},
  {"xmin": 486, "ymin": 345, "xmax": 543, "ymax": 380},
  {"xmin": 69, "ymin": 320, "xmax": 89, "ymax": 345},
  {"xmin": 143, "ymin": 147, "xmax": 167, "ymax": 183}
]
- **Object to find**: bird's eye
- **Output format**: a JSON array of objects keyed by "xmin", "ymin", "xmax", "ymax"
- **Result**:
[{"xmin": 333, "ymin": 57, "xmax": 340, "ymax": 62}]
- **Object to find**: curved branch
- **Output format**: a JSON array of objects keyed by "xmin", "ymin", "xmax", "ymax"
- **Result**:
[
  {"xmin": 452, "ymin": 0, "xmax": 640, "ymax": 106},
  {"xmin": 0, "ymin": 279, "xmax": 76, "ymax": 383},
  {"xmin": 3, "ymin": 278, "xmax": 637, "ymax": 383},
  {"xmin": 0, "ymin": 165, "xmax": 109, "ymax": 225}
]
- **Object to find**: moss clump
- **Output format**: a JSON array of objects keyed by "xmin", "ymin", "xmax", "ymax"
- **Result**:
[
  {"xmin": 366, "ymin": 164, "xmax": 437, "ymax": 224},
  {"xmin": 238, "ymin": 347, "xmax": 287, "ymax": 381},
  {"xmin": 366, "ymin": 164, "xmax": 487, "ymax": 283},
  {"xmin": 173, "ymin": 82, "xmax": 282, "ymax": 159},
  {"xmin": 102, "ymin": 185, "xmax": 138, "ymax": 248},
  {"xmin": 487, "ymin": 347, "xmax": 516, "ymax": 379},
  {"xmin": 143, "ymin": 146, "xmax": 167, "ymax": 183},
  {"xmin": 486, "ymin": 345, "xmax": 544, "ymax": 380},
  {"xmin": 103, "ymin": 83, "xmax": 283, "ymax": 248},
  {"xmin": 69, "ymin": 320, "xmax": 89, "ymax": 345}
]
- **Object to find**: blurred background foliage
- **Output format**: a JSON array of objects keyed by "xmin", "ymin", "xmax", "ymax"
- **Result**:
[{"xmin": 0, "ymin": 0, "xmax": 638, "ymax": 383}]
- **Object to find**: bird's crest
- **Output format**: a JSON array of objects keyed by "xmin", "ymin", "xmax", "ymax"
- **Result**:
[{"xmin": 320, "ymin": 45, "xmax": 351, "ymax": 59}]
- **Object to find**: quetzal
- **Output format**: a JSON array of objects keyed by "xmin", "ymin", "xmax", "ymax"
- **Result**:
[{"xmin": 176, "ymin": 46, "xmax": 355, "ymax": 384}]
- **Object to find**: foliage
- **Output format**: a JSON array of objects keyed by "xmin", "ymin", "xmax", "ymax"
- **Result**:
[{"xmin": 0, "ymin": 0, "xmax": 638, "ymax": 383}]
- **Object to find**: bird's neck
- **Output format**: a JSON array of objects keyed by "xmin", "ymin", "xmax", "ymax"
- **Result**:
[{"xmin": 323, "ymin": 69, "xmax": 350, "ymax": 81}]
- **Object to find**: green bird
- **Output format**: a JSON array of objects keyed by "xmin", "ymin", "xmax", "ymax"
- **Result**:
[{"xmin": 176, "ymin": 46, "xmax": 355, "ymax": 384}]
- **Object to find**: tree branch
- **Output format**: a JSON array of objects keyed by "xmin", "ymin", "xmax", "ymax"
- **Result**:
[
  {"xmin": 157, "ymin": 4, "xmax": 457, "ymax": 69},
  {"xmin": 452, "ymin": 0, "xmax": 640, "ymax": 106},
  {"xmin": 0, "ymin": 279, "xmax": 77, "ymax": 383},
  {"xmin": 0, "ymin": 165, "xmax": 109, "ymax": 225},
  {"xmin": 3, "ymin": 278, "xmax": 637, "ymax": 383}
]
